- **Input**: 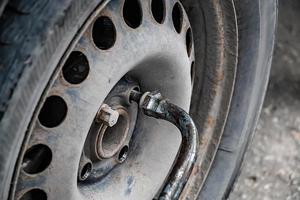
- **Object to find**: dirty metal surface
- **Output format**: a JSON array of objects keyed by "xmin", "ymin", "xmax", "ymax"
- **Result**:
[
  {"xmin": 12, "ymin": 0, "xmax": 195, "ymax": 199},
  {"xmin": 10, "ymin": 0, "xmax": 240, "ymax": 199},
  {"xmin": 131, "ymin": 90, "xmax": 199, "ymax": 199}
]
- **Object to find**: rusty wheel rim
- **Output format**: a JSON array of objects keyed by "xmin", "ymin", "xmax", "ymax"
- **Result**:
[
  {"xmin": 11, "ymin": 0, "xmax": 197, "ymax": 199},
  {"xmin": 10, "ymin": 0, "xmax": 239, "ymax": 199}
]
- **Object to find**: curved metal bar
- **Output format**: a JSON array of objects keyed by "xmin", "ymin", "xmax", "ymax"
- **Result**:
[{"xmin": 130, "ymin": 90, "xmax": 199, "ymax": 200}]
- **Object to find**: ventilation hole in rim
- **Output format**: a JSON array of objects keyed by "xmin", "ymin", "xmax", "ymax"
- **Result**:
[
  {"xmin": 62, "ymin": 51, "xmax": 89, "ymax": 84},
  {"xmin": 22, "ymin": 144, "xmax": 52, "ymax": 174},
  {"xmin": 92, "ymin": 16, "xmax": 116, "ymax": 50},
  {"xmin": 191, "ymin": 61, "xmax": 195, "ymax": 84},
  {"xmin": 186, "ymin": 28, "xmax": 193, "ymax": 56},
  {"xmin": 38, "ymin": 96, "xmax": 67, "ymax": 128},
  {"xmin": 123, "ymin": 0, "xmax": 142, "ymax": 28},
  {"xmin": 19, "ymin": 189, "xmax": 47, "ymax": 200},
  {"xmin": 151, "ymin": 0, "xmax": 165, "ymax": 24},
  {"xmin": 172, "ymin": 2, "xmax": 183, "ymax": 33}
]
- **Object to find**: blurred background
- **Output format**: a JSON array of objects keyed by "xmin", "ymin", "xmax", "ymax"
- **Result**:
[{"xmin": 230, "ymin": 0, "xmax": 300, "ymax": 199}]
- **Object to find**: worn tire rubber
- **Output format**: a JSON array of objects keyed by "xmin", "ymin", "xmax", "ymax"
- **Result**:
[
  {"xmin": 0, "ymin": 0, "xmax": 277, "ymax": 199},
  {"xmin": 198, "ymin": 0, "xmax": 277, "ymax": 199}
]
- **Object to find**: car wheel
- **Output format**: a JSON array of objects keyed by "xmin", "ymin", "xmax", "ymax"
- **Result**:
[{"xmin": 0, "ymin": 0, "xmax": 277, "ymax": 199}]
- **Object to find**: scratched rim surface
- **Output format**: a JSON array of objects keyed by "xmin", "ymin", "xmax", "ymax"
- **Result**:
[
  {"xmin": 12, "ymin": 0, "xmax": 196, "ymax": 199},
  {"xmin": 8, "ymin": 0, "xmax": 239, "ymax": 199}
]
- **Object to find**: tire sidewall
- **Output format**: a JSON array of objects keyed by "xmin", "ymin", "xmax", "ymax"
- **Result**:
[{"xmin": 199, "ymin": 0, "xmax": 277, "ymax": 199}]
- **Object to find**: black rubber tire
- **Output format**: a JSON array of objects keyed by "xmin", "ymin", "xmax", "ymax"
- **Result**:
[
  {"xmin": 180, "ymin": 0, "xmax": 277, "ymax": 199},
  {"xmin": 0, "ymin": 0, "xmax": 277, "ymax": 200},
  {"xmin": 196, "ymin": 0, "xmax": 277, "ymax": 199}
]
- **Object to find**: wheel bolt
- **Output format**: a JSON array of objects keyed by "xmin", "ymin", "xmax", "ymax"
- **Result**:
[
  {"xmin": 79, "ymin": 162, "xmax": 92, "ymax": 181},
  {"xmin": 117, "ymin": 145, "xmax": 129, "ymax": 163},
  {"xmin": 78, "ymin": 153, "xmax": 93, "ymax": 181},
  {"xmin": 96, "ymin": 104, "xmax": 119, "ymax": 127}
]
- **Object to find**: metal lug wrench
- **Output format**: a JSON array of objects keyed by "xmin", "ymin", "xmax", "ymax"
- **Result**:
[{"xmin": 130, "ymin": 90, "xmax": 199, "ymax": 200}]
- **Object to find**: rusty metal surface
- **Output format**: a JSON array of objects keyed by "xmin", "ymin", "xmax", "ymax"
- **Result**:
[
  {"xmin": 83, "ymin": 78, "xmax": 139, "ymax": 181},
  {"xmin": 9, "ymin": 0, "xmax": 239, "ymax": 199},
  {"xmin": 12, "ymin": 0, "xmax": 195, "ymax": 199},
  {"xmin": 179, "ymin": 0, "xmax": 238, "ymax": 199},
  {"xmin": 131, "ymin": 90, "xmax": 199, "ymax": 199}
]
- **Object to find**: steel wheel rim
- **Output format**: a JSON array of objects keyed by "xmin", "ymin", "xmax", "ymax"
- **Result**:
[
  {"xmin": 11, "ymin": 0, "xmax": 197, "ymax": 199},
  {"xmin": 8, "ymin": 0, "xmax": 240, "ymax": 199}
]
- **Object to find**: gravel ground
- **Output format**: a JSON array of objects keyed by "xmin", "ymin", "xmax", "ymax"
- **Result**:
[{"xmin": 230, "ymin": 1, "xmax": 300, "ymax": 200}]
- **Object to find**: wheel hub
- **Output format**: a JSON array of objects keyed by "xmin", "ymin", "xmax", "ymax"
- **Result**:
[{"xmin": 78, "ymin": 78, "xmax": 139, "ymax": 183}]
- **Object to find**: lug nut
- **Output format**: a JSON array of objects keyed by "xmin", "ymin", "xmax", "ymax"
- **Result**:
[
  {"xmin": 96, "ymin": 104, "xmax": 119, "ymax": 127},
  {"xmin": 94, "ymin": 107, "xmax": 130, "ymax": 159}
]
